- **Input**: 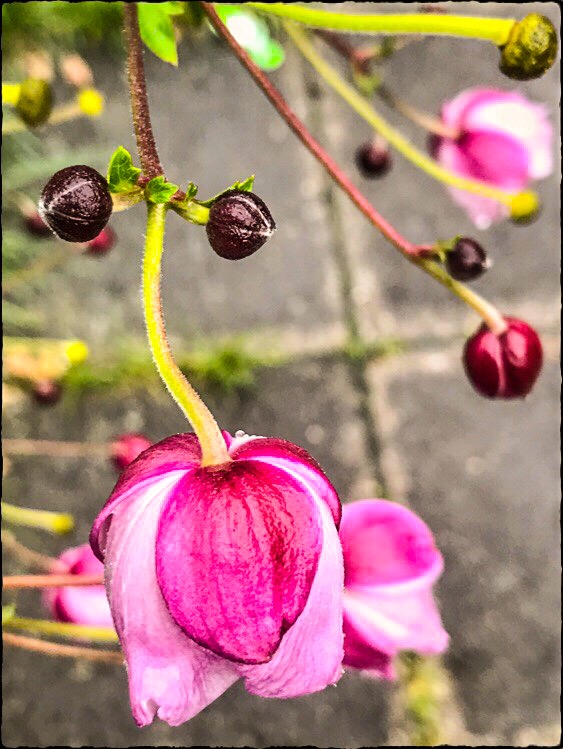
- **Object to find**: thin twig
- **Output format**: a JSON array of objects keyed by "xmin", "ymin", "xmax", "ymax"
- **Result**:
[
  {"xmin": 123, "ymin": 3, "xmax": 164, "ymax": 178},
  {"xmin": 201, "ymin": 3, "xmax": 418, "ymax": 258},
  {"xmin": 3, "ymin": 632, "xmax": 123, "ymax": 664},
  {"xmin": 3, "ymin": 574, "xmax": 104, "ymax": 590},
  {"xmin": 1, "ymin": 531, "xmax": 65, "ymax": 573},
  {"xmin": 2, "ymin": 438, "xmax": 109, "ymax": 458}
]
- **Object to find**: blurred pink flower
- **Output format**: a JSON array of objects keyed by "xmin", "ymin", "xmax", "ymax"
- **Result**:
[
  {"xmin": 44, "ymin": 544, "xmax": 113, "ymax": 628},
  {"xmin": 340, "ymin": 500, "xmax": 448, "ymax": 679},
  {"xmin": 110, "ymin": 432, "xmax": 152, "ymax": 471},
  {"xmin": 90, "ymin": 431, "xmax": 344, "ymax": 727},
  {"xmin": 433, "ymin": 88, "xmax": 553, "ymax": 229}
]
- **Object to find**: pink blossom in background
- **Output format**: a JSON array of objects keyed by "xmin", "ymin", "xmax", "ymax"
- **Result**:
[
  {"xmin": 433, "ymin": 88, "xmax": 553, "ymax": 229},
  {"xmin": 340, "ymin": 500, "xmax": 448, "ymax": 679},
  {"xmin": 110, "ymin": 433, "xmax": 152, "ymax": 471},
  {"xmin": 44, "ymin": 543, "xmax": 113, "ymax": 628},
  {"xmin": 90, "ymin": 431, "xmax": 344, "ymax": 727}
]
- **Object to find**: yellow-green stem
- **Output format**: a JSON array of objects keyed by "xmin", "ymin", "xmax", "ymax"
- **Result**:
[
  {"xmin": 2, "ymin": 102, "xmax": 83, "ymax": 135},
  {"xmin": 285, "ymin": 22, "xmax": 523, "ymax": 210},
  {"xmin": 4, "ymin": 617, "xmax": 119, "ymax": 643},
  {"xmin": 250, "ymin": 4, "xmax": 515, "ymax": 45},
  {"xmin": 1, "ymin": 502, "xmax": 74, "ymax": 534},
  {"xmin": 143, "ymin": 203, "xmax": 230, "ymax": 466}
]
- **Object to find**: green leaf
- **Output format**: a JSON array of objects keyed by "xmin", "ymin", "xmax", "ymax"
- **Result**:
[
  {"xmin": 185, "ymin": 181, "xmax": 198, "ymax": 200},
  {"xmin": 198, "ymin": 175, "xmax": 255, "ymax": 207},
  {"xmin": 107, "ymin": 147, "xmax": 141, "ymax": 194},
  {"xmin": 138, "ymin": 3, "xmax": 179, "ymax": 66},
  {"xmin": 145, "ymin": 176, "xmax": 179, "ymax": 204},
  {"xmin": 215, "ymin": 5, "xmax": 285, "ymax": 71}
]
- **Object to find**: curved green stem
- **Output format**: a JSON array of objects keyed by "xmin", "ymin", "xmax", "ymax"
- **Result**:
[
  {"xmin": 249, "ymin": 4, "xmax": 515, "ymax": 45},
  {"xmin": 285, "ymin": 22, "xmax": 523, "ymax": 209},
  {"xmin": 143, "ymin": 203, "xmax": 230, "ymax": 466},
  {"xmin": 1, "ymin": 502, "xmax": 74, "ymax": 535}
]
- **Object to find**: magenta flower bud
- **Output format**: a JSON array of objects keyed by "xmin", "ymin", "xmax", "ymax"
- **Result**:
[
  {"xmin": 39, "ymin": 165, "xmax": 113, "ymax": 243},
  {"xmin": 340, "ymin": 500, "xmax": 447, "ymax": 678},
  {"xmin": 432, "ymin": 88, "xmax": 553, "ymax": 228},
  {"xmin": 206, "ymin": 190, "xmax": 276, "ymax": 260},
  {"xmin": 463, "ymin": 317, "xmax": 543, "ymax": 399},
  {"xmin": 43, "ymin": 544, "xmax": 113, "ymax": 628},
  {"xmin": 90, "ymin": 431, "xmax": 343, "ymax": 727},
  {"xmin": 445, "ymin": 237, "xmax": 490, "ymax": 282},
  {"xmin": 32, "ymin": 380, "xmax": 62, "ymax": 406},
  {"xmin": 110, "ymin": 433, "xmax": 152, "ymax": 471},
  {"xmin": 355, "ymin": 140, "xmax": 392, "ymax": 179},
  {"xmin": 85, "ymin": 226, "xmax": 117, "ymax": 256}
]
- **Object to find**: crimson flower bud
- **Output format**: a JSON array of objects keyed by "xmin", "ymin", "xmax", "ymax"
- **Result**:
[
  {"xmin": 355, "ymin": 140, "xmax": 392, "ymax": 179},
  {"xmin": 85, "ymin": 226, "xmax": 117, "ymax": 256},
  {"xmin": 110, "ymin": 433, "xmax": 152, "ymax": 471},
  {"xmin": 463, "ymin": 317, "xmax": 543, "ymax": 399},
  {"xmin": 206, "ymin": 190, "xmax": 276, "ymax": 260},
  {"xmin": 39, "ymin": 165, "xmax": 113, "ymax": 243},
  {"xmin": 32, "ymin": 380, "xmax": 63, "ymax": 406},
  {"xmin": 445, "ymin": 238, "xmax": 490, "ymax": 282}
]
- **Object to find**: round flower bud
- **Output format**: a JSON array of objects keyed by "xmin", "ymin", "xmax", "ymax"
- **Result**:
[
  {"xmin": 110, "ymin": 433, "xmax": 152, "ymax": 471},
  {"xmin": 445, "ymin": 238, "xmax": 490, "ymax": 282},
  {"xmin": 463, "ymin": 317, "xmax": 543, "ymax": 399},
  {"xmin": 77, "ymin": 88, "xmax": 104, "ymax": 117},
  {"xmin": 499, "ymin": 14, "xmax": 558, "ymax": 81},
  {"xmin": 206, "ymin": 190, "xmax": 276, "ymax": 260},
  {"xmin": 15, "ymin": 78, "xmax": 53, "ymax": 127},
  {"xmin": 32, "ymin": 380, "xmax": 63, "ymax": 406},
  {"xmin": 39, "ymin": 165, "xmax": 113, "ymax": 242},
  {"xmin": 85, "ymin": 226, "xmax": 116, "ymax": 256},
  {"xmin": 355, "ymin": 140, "xmax": 392, "ymax": 179},
  {"xmin": 510, "ymin": 191, "xmax": 541, "ymax": 225}
]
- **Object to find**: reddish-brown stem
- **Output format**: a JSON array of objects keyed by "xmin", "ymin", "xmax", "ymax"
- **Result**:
[
  {"xmin": 3, "ymin": 632, "xmax": 123, "ymax": 664},
  {"xmin": 2, "ymin": 438, "xmax": 109, "ymax": 458},
  {"xmin": 314, "ymin": 29, "xmax": 371, "ymax": 73},
  {"xmin": 3, "ymin": 574, "xmax": 104, "ymax": 590},
  {"xmin": 123, "ymin": 3, "xmax": 164, "ymax": 178},
  {"xmin": 201, "ymin": 3, "xmax": 419, "ymax": 258}
]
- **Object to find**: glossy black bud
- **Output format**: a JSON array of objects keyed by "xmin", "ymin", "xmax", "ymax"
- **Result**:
[
  {"xmin": 355, "ymin": 141, "xmax": 392, "ymax": 178},
  {"xmin": 39, "ymin": 165, "xmax": 113, "ymax": 242},
  {"xmin": 15, "ymin": 78, "xmax": 53, "ymax": 127},
  {"xmin": 206, "ymin": 190, "xmax": 276, "ymax": 260},
  {"xmin": 446, "ymin": 238, "xmax": 490, "ymax": 282}
]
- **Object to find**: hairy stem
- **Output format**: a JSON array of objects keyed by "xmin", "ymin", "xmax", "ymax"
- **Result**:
[
  {"xmin": 143, "ymin": 204, "xmax": 230, "ymax": 466},
  {"xmin": 123, "ymin": 3, "xmax": 164, "ymax": 178}
]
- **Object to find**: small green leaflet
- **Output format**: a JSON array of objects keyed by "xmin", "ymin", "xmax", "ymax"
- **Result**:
[
  {"xmin": 198, "ymin": 175, "xmax": 255, "ymax": 207},
  {"xmin": 138, "ymin": 2, "xmax": 183, "ymax": 66},
  {"xmin": 145, "ymin": 176, "xmax": 180, "ymax": 204},
  {"xmin": 107, "ymin": 147, "xmax": 141, "ymax": 194}
]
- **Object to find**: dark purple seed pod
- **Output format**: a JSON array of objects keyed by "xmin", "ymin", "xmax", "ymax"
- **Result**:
[
  {"xmin": 355, "ymin": 141, "xmax": 392, "ymax": 179},
  {"xmin": 39, "ymin": 165, "xmax": 113, "ymax": 242},
  {"xmin": 206, "ymin": 190, "xmax": 276, "ymax": 260},
  {"xmin": 445, "ymin": 237, "xmax": 490, "ymax": 282}
]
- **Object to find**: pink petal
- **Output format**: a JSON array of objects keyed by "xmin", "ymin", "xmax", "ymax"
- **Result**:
[
  {"xmin": 454, "ymin": 131, "xmax": 530, "ymax": 188},
  {"xmin": 341, "ymin": 500, "xmax": 448, "ymax": 658},
  {"xmin": 90, "ymin": 433, "xmax": 201, "ymax": 560},
  {"xmin": 230, "ymin": 436, "xmax": 341, "ymax": 526},
  {"xmin": 156, "ymin": 460, "xmax": 323, "ymax": 665},
  {"xmin": 103, "ymin": 471, "xmax": 238, "ymax": 727},
  {"xmin": 239, "ymin": 496, "xmax": 344, "ymax": 696},
  {"xmin": 342, "ymin": 616, "xmax": 395, "ymax": 679},
  {"xmin": 44, "ymin": 544, "xmax": 113, "ymax": 628},
  {"xmin": 435, "ymin": 139, "xmax": 509, "ymax": 229}
]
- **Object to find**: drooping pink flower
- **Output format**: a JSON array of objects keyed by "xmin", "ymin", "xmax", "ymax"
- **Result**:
[
  {"xmin": 463, "ymin": 317, "xmax": 543, "ymax": 399},
  {"xmin": 433, "ymin": 88, "xmax": 553, "ymax": 228},
  {"xmin": 44, "ymin": 543, "xmax": 113, "ymax": 628},
  {"xmin": 340, "ymin": 500, "xmax": 448, "ymax": 679},
  {"xmin": 110, "ymin": 433, "xmax": 152, "ymax": 471},
  {"xmin": 90, "ymin": 431, "xmax": 344, "ymax": 727}
]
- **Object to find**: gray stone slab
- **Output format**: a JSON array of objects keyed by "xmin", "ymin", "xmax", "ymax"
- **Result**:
[
  {"xmin": 312, "ymin": 3, "xmax": 560, "ymax": 339},
  {"xmin": 2, "ymin": 358, "xmax": 388, "ymax": 748},
  {"xmin": 368, "ymin": 355, "xmax": 561, "ymax": 741}
]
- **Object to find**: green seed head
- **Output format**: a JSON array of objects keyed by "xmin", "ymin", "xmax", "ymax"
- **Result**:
[
  {"xmin": 499, "ymin": 14, "xmax": 558, "ymax": 81},
  {"xmin": 15, "ymin": 78, "xmax": 53, "ymax": 127}
]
